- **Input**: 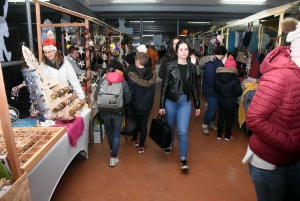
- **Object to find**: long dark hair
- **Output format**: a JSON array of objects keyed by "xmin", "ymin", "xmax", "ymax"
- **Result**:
[
  {"xmin": 175, "ymin": 41, "xmax": 189, "ymax": 53},
  {"xmin": 166, "ymin": 37, "xmax": 182, "ymax": 59}
]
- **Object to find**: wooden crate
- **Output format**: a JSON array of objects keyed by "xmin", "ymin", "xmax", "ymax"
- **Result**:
[
  {"xmin": 0, "ymin": 127, "xmax": 66, "ymax": 173},
  {"xmin": 0, "ymin": 173, "xmax": 31, "ymax": 201}
]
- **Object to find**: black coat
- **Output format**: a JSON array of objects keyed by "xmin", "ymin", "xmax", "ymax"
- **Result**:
[
  {"xmin": 160, "ymin": 60, "xmax": 200, "ymax": 109},
  {"xmin": 214, "ymin": 67, "xmax": 242, "ymax": 108},
  {"xmin": 127, "ymin": 67, "xmax": 157, "ymax": 115}
]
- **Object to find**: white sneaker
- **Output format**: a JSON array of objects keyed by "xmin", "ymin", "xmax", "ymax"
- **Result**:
[{"xmin": 110, "ymin": 157, "xmax": 119, "ymax": 167}]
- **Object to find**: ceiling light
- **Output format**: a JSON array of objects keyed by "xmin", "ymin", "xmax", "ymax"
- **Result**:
[
  {"xmin": 8, "ymin": 0, "xmax": 49, "ymax": 2},
  {"xmin": 130, "ymin": 21, "xmax": 155, "ymax": 23},
  {"xmin": 180, "ymin": 35, "xmax": 187, "ymax": 37},
  {"xmin": 110, "ymin": 0, "xmax": 162, "ymax": 3},
  {"xmin": 188, "ymin": 22, "xmax": 210, "ymax": 24},
  {"xmin": 220, "ymin": 0, "xmax": 267, "ymax": 5},
  {"xmin": 142, "ymin": 35, "xmax": 154, "ymax": 37}
]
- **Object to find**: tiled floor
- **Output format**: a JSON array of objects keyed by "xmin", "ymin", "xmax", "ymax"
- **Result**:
[{"xmin": 51, "ymin": 83, "xmax": 256, "ymax": 201}]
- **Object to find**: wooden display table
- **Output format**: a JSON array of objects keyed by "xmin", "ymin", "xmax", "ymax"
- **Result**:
[{"xmin": 27, "ymin": 109, "xmax": 91, "ymax": 201}]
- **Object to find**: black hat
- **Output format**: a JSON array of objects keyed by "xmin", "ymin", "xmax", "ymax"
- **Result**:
[{"xmin": 124, "ymin": 53, "xmax": 135, "ymax": 65}]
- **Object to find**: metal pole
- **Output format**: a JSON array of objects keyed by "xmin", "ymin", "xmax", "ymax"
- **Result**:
[
  {"xmin": 140, "ymin": 18, "xmax": 143, "ymax": 45},
  {"xmin": 25, "ymin": 0, "xmax": 34, "ymax": 52},
  {"xmin": 177, "ymin": 19, "xmax": 179, "ymax": 37}
]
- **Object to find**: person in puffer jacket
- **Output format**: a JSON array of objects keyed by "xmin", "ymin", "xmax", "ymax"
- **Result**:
[
  {"xmin": 214, "ymin": 55, "xmax": 242, "ymax": 141},
  {"xmin": 201, "ymin": 46, "xmax": 227, "ymax": 136},
  {"xmin": 127, "ymin": 52, "xmax": 157, "ymax": 154},
  {"xmin": 242, "ymin": 18, "xmax": 300, "ymax": 201},
  {"xmin": 94, "ymin": 61, "xmax": 131, "ymax": 167}
]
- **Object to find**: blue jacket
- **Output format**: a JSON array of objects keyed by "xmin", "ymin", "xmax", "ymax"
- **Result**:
[
  {"xmin": 202, "ymin": 56, "xmax": 223, "ymax": 98},
  {"xmin": 127, "ymin": 67, "xmax": 157, "ymax": 115}
]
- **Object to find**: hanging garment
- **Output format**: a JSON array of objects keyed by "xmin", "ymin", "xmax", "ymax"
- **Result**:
[
  {"xmin": 249, "ymin": 32, "xmax": 258, "ymax": 53},
  {"xmin": 248, "ymin": 51, "xmax": 260, "ymax": 78},
  {"xmin": 261, "ymin": 33, "xmax": 270, "ymax": 50},
  {"xmin": 243, "ymin": 32, "xmax": 252, "ymax": 47},
  {"xmin": 236, "ymin": 51, "xmax": 246, "ymax": 63},
  {"xmin": 228, "ymin": 31, "xmax": 236, "ymax": 53},
  {"xmin": 234, "ymin": 31, "xmax": 239, "ymax": 48},
  {"xmin": 237, "ymin": 32, "xmax": 245, "ymax": 51}
]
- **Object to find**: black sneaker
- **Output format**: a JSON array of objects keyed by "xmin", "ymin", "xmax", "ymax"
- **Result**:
[
  {"xmin": 180, "ymin": 159, "xmax": 189, "ymax": 170},
  {"xmin": 164, "ymin": 143, "xmax": 173, "ymax": 154}
]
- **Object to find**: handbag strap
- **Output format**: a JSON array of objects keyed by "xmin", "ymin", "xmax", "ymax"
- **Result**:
[{"xmin": 157, "ymin": 114, "xmax": 167, "ymax": 123}]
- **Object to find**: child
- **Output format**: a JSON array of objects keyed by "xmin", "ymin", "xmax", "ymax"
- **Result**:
[
  {"xmin": 214, "ymin": 55, "xmax": 242, "ymax": 141},
  {"xmin": 94, "ymin": 61, "xmax": 131, "ymax": 167},
  {"xmin": 126, "ymin": 52, "xmax": 157, "ymax": 153}
]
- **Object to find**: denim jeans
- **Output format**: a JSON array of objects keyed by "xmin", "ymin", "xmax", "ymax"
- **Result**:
[
  {"xmin": 165, "ymin": 95, "xmax": 191, "ymax": 160},
  {"xmin": 203, "ymin": 95, "xmax": 218, "ymax": 126},
  {"xmin": 102, "ymin": 114, "xmax": 123, "ymax": 157},
  {"xmin": 249, "ymin": 161, "xmax": 300, "ymax": 201},
  {"xmin": 131, "ymin": 112, "xmax": 150, "ymax": 147}
]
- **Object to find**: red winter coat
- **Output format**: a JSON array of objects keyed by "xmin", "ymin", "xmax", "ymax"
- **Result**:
[{"xmin": 246, "ymin": 46, "xmax": 300, "ymax": 166}]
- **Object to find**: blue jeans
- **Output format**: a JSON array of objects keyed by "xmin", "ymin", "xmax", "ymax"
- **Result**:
[
  {"xmin": 203, "ymin": 95, "xmax": 218, "ymax": 126},
  {"xmin": 249, "ymin": 161, "xmax": 300, "ymax": 201},
  {"xmin": 102, "ymin": 114, "xmax": 123, "ymax": 157},
  {"xmin": 165, "ymin": 95, "xmax": 191, "ymax": 160}
]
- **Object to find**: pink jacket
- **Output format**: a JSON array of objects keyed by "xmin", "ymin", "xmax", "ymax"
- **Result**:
[{"xmin": 247, "ymin": 46, "xmax": 300, "ymax": 166}]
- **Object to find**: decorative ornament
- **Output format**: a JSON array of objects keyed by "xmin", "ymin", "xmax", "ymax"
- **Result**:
[
  {"xmin": 78, "ymin": 61, "xmax": 85, "ymax": 69},
  {"xmin": 47, "ymin": 30, "xmax": 55, "ymax": 39},
  {"xmin": 88, "ymin": 39, "xmax": 94, "ymax": 46},
  {"xmin": 71, "ymin": 35, "xmax": 76, "ymax": 39},
  {"xmin": 65, "ymin": 32, "xmax": 71, "ymax": 42},
  {"xmin": 78, "ymin": 46, "xmax": 84, "ymax": 55}
]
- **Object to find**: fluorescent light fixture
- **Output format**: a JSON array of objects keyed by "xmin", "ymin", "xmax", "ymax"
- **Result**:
[
  {"xmin": 188, "ymin": 22, "xmax": 210, "ymax": 24},
  {"xmin": 8, "ymin": 0, "xmax": 49, "ymax": 2},
  {"xmin": 220, "ymin": 0, "xmax": 267, "ymax": 5},
  {"xmin": 110, "ymin": 0, "xmax": 161, "ymax": 3},
  {"xmin": 130, "ymin": 21, "xmax": 155, "ymax": 23},
  {"xmin": 142, "ymin": 35, "xmax": 154, "ymax": 37},
  {"xmin": 180, "ymin": 35, "xmax": 187, "ymax": 37}
]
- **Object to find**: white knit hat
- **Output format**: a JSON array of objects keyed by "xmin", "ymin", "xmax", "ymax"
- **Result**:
[
  {"xmin": 281, "ymin": 18, "xmax": 300, "ymax": 57},
  {"xmin": 286, "ymin": 22, "xmax": 300, "ymax": 57},
  {"xmin": 136, "ymin": 44, "xmax": 147, "ymax": 53}
]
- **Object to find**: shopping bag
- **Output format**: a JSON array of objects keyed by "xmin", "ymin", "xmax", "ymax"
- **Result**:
[{"xmin": 149, "ymin": 114, "xmax": 171, "ymax": 149}]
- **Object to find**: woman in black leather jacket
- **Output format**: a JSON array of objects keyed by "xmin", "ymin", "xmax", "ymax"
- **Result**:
[{"xmin": 159, "ymin": 41, "xmax": 200, "ymax": 170}]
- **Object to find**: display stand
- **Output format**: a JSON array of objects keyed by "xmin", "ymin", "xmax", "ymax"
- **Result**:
[
  {"xmin": 28, "ymin": 109, "xmax": 91, "ymax": 201},
  {"xmin": 34, "ymin": 0, "xmax": 122, "ymax": 146}
]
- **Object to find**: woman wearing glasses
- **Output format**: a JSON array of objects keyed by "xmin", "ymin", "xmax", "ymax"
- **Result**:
[{"xmin": 40, "ymin": 31, "xmax": 85, "ymax": 100}]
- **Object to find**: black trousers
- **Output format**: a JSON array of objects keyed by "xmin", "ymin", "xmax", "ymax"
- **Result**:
[
  {"xmin": 131, "ymin": 112, "xmax": 150, "ymax": 147},
  {"xmin": 217, "ymin": 106, "xmax": 236, "ymax": 138}
]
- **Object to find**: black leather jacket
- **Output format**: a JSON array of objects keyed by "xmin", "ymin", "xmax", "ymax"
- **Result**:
[{"xmin": 160, "ymin": 60, "xmax": 200, "ymax": 109}]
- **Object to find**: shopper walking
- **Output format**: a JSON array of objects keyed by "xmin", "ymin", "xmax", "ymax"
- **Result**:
[
  {"xmin": 201, "ymin": 46, "xmax": 227, "ymax": 136},
  {"xmin": 94, "ymin": 61, "xmax": 131, "ymax": 167},
  {"xmin": 242, "ymin": 18, "xmax": 300, "ymax": 201},
  {"xmin": 158, "ymin": 37, "xmax": 181, "ymax": 79},
  {"xmin": 158, "ymin": 45, "xmax": 167, "ymax": 61},
  {"xmin": 127, "ymin": 52, "xmax": 157, "ymax": 153},
  {"xmin": 147, "ymin": 45, "xmax": 159, "ymax": 71},
  {"xmin": 215, "ymin": 55, "xmax": 242, "ymax": 141},
  {"xmin": 159, "ymin": 41, "xmax": 200, "ymax": 170}
]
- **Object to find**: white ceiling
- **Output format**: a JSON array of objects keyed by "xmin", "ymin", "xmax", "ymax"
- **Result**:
[{"xmin": 86, "ymin": 0, "xmax": 293, "ymax": 6}]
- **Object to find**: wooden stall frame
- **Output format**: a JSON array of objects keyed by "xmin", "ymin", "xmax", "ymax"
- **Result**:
[
  {"xmin": 0, "ymin": 63, "xmax": 22, "ymax": 181},
  {"xmin": 34, "ymin": 0, "xmax": 123, "ymax": 146}
]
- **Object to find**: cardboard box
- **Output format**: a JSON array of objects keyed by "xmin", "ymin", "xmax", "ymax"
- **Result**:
[{"xmin": 93, "ymin": 125, "xmax": 105, "ymax": 143}]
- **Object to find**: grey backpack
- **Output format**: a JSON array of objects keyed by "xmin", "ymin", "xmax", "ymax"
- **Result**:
[{"xmin": 97, "ymin": 79, "xmax": 123, "ymax": 113}]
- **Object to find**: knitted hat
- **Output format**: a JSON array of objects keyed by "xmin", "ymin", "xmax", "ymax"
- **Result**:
[
  {"xmin": 281, "ymin": 18, "xmax": 300, "ymax": 57},
  {"xmin": 136, "ymin": 44, "xmax": 147, "ymax": 53},
  {"xmin": 224, "ymin": 55, "xmax": 236, "ymax": 68},
  {"xmin": 43, "ymin": 30, "xmax": 57, "ymax": 51},
  {"xmin": 124, "ymin": 53, "xmax": 135, "ymax": 65}
]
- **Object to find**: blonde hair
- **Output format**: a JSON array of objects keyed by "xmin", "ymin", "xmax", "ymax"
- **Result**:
[{"xmin": 135, "ymin": 52, "xmax": 148, "ymax": 66}]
